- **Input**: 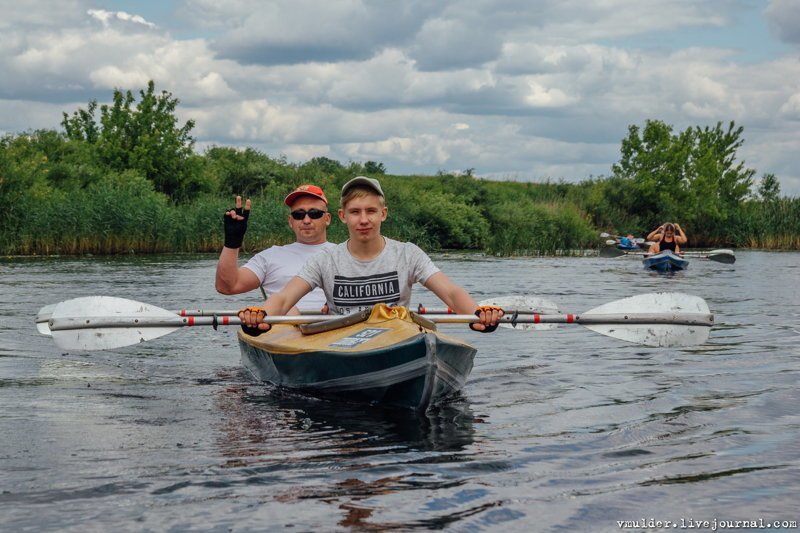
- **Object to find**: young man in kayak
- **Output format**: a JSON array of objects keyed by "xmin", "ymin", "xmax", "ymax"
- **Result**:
[
  {"xmin": 648, "ymin": 223, "xmax": 682, "ymax": 254},
  {"xmin": 215, "ymin": 184, "xmax": 336, "ymax": 312},
  {"xmin": 647, "ymin": 222, "xmax": 687, "ymax": 246},
  {"xmin": 238, "ymin": 176, "xmax": 502, "ymax": 333}
]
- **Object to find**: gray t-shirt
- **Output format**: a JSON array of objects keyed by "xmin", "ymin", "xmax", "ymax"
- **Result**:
[
  {"xmin": 242, "ymin": 241, "xmax": 336, "ymax": 311},
  {"xmin": 298, "ymin": 238, "xmax": 440, "ymax": 315}
]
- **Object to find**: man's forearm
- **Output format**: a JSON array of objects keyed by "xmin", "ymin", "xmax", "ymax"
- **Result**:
[
  {"xmin": 215, "ymin": 247, "xmax": 241, "ymax": 294},
  {"xmin": 445, "ymin": 287, "xmax": 479, "ymax": 314}
]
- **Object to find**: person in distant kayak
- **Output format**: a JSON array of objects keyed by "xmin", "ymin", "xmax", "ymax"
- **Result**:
[
  {"xmin": 647, "ymin": 222, "xmax": 687, "ymax": 246},
  {"xmin": 215, "ymin": 184, "xmax": 336, "ymax": 312},
  {"xmin": 648, "ymin": 223, "xmax": 682, "ymax": 254},
  {"xmin": 238, "ymin": 176, "xmax": 502, "ymax": 334},
  {"xmin": 617, "ymin": 234, "xmax": 639, "ymax": 249}
]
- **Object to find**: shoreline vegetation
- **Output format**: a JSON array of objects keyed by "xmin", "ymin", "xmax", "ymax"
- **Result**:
[{"xmin": 2, "ymin": 82, "xmax": 798, "ymax": 257}]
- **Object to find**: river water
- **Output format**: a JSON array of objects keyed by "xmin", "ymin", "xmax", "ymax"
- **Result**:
[{"xmin": 1, "ymin": 251, "xmax": 798, "ymax": 532}]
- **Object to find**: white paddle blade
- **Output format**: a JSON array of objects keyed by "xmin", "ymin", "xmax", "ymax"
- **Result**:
[
  {"xmin": 582, "ymin": 292, "xmax": 711, "ymax": 347},
  {"xmin": 35, "ymin": 304, "xmax": 56, "ymax": 335},
  {"xmin": 480, "ymin": 295, "xmax": 559, "ymax": 330},
  {"xmin": 49, "ymin": 296, "xmax": 180, "ymax": 351},
  {"xmin": 586, "ymin": 292, "xmax": 710, "ymax": 315},
  {"xmin": 584, "ymin": 323, "xmax": 710, "ymax": 347}
]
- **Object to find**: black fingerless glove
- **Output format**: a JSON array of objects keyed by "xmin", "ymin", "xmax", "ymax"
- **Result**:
[
  {"xmin": 239, "ymin": 307, "xmax": 267, "ymax": 336},
  {"xmin": 223, "ymin": 206, "xmax": 249, "ymax": 249},
  {"xmin": 469, "ymin": 323, "xmax": 499, "ymax": 333},
  {"xmin": 240, "ymin": 324, "xmax": 265, "ymax": 336},
  {"xmin": 469, "ymin": 305, "xmax": 502, "ymax": 333}
]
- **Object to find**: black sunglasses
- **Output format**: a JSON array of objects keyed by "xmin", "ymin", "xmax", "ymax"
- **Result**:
[{"xmin": 290, "ymin": 208, "xmax": 327, "ymax": 220}]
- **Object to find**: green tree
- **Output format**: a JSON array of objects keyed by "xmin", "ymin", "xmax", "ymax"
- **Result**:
[
  {"xmin": 364, "ymin": 160, "xmax": 386, "ymax": 175},
  {"xmin": 62, "ymin": 80, "xmax": 205, "ymax": 199},
  {"xmin": 757, "ymin": 173, "xmax": 781, "ymax": 202},
  {"xmin": 203, "ymin": 146, "xmax": 292, "ymax": 195},
  {"xmin": 610, "ymin": 120, "xmax": 754, "ymax": 239},
  {"xmin": 306, "ymin": 156, "xmax": 344, "ymax": 175},
  {"xmin": 683, "ymin": 122, "xmax": 754, "ymax": 236},
  {"xmin": 611, "ymin": 119, "xmax": 692, "ymax": 225}
]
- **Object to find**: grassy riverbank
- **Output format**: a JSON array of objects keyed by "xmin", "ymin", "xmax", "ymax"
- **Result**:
[
  {"xmin": 2, "ymin": 168, "xmax": 797, "ymax": 257},
  {"xmin": 0, "ymin": 172, "xmax": 600, "ymax": 256}
]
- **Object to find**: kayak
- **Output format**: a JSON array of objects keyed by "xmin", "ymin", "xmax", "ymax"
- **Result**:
[
  {"xmin": 643, "ymin": 250, "xmax": 689, "ymax": 272},
  {"xmin": 238, "ymin": 303, "xmax": 477, "ymax": 411}
]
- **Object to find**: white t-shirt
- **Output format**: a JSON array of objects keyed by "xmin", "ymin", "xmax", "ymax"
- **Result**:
[
  {"xmin": 243, "ymin": 241, "xmax": 336, "ymax": 311},
  {"xmin": 297, "ymin": 238, "xmax": 440, "ymax": 315}
]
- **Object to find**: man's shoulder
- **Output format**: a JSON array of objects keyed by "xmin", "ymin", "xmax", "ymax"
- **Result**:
[
  {"xmin": 385, "ymin": 238, "xmax": 425, "ymax": 254},
  {"xmin": 269, "ymin": 241, "xmax": 337, "ymax": 252},
  {"xmin": 251, "ymin": 241, "xmax": 336, "ymax": 261}
]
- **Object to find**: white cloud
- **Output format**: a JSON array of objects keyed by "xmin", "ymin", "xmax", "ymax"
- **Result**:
[
  {"xmin": 87, "ymin": 9, "xmax": 158, "ymax": 29},
  {"xmin": 779, "ymin": 93, "xmax": 800, "ymax": 119},
  {"xmin": 523, "ymin": 81, "xmax": 576, "ymax": 108}
]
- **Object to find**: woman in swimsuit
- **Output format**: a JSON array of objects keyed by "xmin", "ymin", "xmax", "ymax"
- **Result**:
[{"xmin": 648, "ymin": 223, "xmax": 682, "ymax": 254}]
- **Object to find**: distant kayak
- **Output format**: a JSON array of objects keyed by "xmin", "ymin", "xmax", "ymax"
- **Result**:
[
  {"xmin": 617, "ymin": 236, "xmax": 640, "ymax": 250},
  {"xmin": 643, "ymin": 250, "xmax": 689, "ymax": 272}
]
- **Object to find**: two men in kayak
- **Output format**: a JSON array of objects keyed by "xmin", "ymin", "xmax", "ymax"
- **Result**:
[{"xmin": 237, "ymin": 176, "xmax": 502, "ymax": 334}]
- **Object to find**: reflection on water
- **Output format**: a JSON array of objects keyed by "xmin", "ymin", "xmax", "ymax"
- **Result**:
[
  {"xmin": 210, "ymin": 369, "xmax": 482, "ymax": 529},
  {"xmin": 213, "ymin": 374, "xmax": 477, "ymax": 462}
]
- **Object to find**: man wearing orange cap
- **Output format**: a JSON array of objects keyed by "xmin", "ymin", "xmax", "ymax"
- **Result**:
[{"xmin": 215, "ymin": 185, "xmax": 335, "ymax": 312}]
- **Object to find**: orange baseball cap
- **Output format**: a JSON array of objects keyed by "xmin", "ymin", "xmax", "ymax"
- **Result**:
[{"xmin": 284, "ymin": 184, "xmax": 328, "ymax": 206}]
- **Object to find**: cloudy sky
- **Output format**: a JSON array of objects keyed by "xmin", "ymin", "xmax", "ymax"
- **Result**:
[{"xmin": 2, "ymin": 0, "xmax": 799, "ymax": 195}]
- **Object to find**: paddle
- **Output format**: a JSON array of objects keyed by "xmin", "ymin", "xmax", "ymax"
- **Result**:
[
  {"xmin": 600, "ymin": 247, "xmax": 735, "ymax": 263},
  {"xmin": 36, "ymin": 304, "xmax": 246, "ymax": 335},
  {"xmin": 683, "ymin": 249, "xmax": 736, "ymax": 264},
  {"xmin": 600, "ymin": 232, "xmax": 645, "ymax": 244},
  {"xmin": 43, "ymin": 296, "xmax": 333, "ymax": 351},
  {"xmin": 38, "ymin": 295, "xmax": 561, "ymax": 336},
  {"xmin": 433, "ymin": 292, "xmax": 712, "ymax": 347},
  {"xmin": 41, "ymin": 293, "xmax": 712, "ymax": 351},
  {"xmin": 599, "ymin": 247, "xmax": 640, "ymax": 258}
]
